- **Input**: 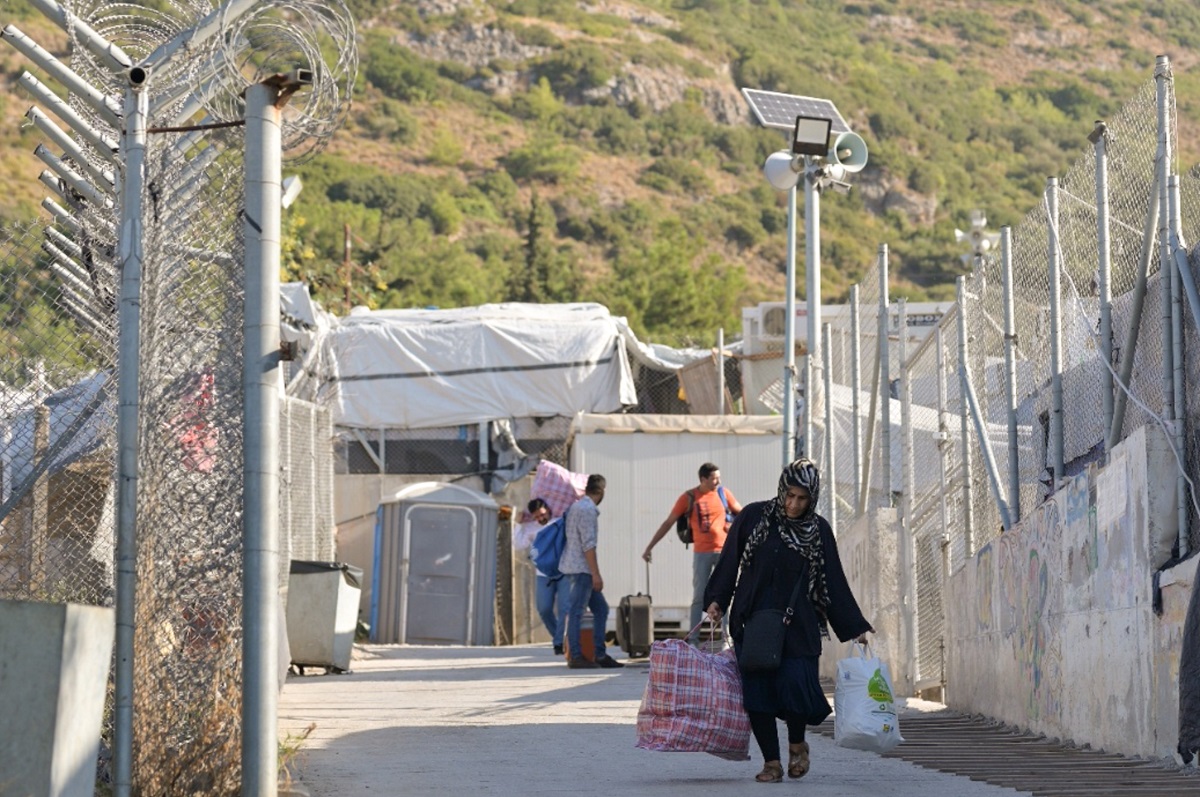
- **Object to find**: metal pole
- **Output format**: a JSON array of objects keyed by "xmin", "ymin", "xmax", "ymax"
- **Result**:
[
  {"xmin": 783, "ymin": 184, "xmax": 797, "ymax": 466},
  {"xmin": 1047, "ymin": 177, "xmax": 1065, "ymax": 486},
  {"xmin": 243, "ymin": 79, "xmax": 286, "ymax": 797},
  {"xmin": 899, "ymin": 298, "xmax": 912, "ymax": 526},
  {"xmin": 897, "ymin": 298, "xmax": 918, "ymax": 691},
  {"xmin": 822, "ymin": 322, "xmax": 837, "ymax": 530},
  {"xmin": 850, "ymin": 284, "xmax": 862, "ymax": 505},
  {"xmin": 1108, "ymin": 175, "xmax": 1160, "ymax": 450},
  {"xmin": 956, "ymin": 276, "xmax": 975, "ymax": 557},
  {"xmin": 1172, "ymin": 205, "xmax": 1200, "ymax": 347},
  {"xmin": 1155, "ymin": 58, "xmax": 1185, "ymax": 560},
  {"xmin": 879, "ymin": 245, "xmax": 892, "ymax": 506},
  {"xmin": 805, "ymin": 166, "xmax": 823, "ymax": 465},
  {"xmin": 25, "ymin": 0, "xmax": 132, "ymax": 71},
  {"xmin": 1169, "ymin": 174, "xmax": 1190, "ymax": 558},
  {"xmin": 962, "ymin": 362, "xmax": 1014, "ymax": 530},
  {"xmin": 1092, "ymin": 122, "xmax": 1115, "ymax": 454},
  {"xmin": 717, "ymin": 327, "xmax": 725, "ymax": 414},
  {"xmin": 113, "ymin": 74, "xmax": 148, "ymax": 797},
  {"xmin": 1001, "ymin": 226, "xmax": 1021, "ymax": 523},
  {"xmin": 936, "ymin": 324, "xmax": 951, "ymax": 568}
]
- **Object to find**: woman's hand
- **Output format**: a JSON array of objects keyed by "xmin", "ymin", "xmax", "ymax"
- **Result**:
[
  {"xmin": 705, "ymin": 602, "xmax": 723, "ymax": 622},
  {"xmin": 855, "ymin": 626, "xmax": 874, "ymax": 644}
]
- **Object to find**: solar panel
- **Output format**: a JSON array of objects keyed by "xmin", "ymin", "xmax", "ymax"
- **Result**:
[{"xmin": 741, "ymin": 89, "xmax": 850, "ymax": 135}]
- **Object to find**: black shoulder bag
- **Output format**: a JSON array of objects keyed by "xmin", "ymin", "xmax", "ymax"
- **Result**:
[{"xmin": 737, "ymin": 579, "xmax": 805, "ymax": 672}]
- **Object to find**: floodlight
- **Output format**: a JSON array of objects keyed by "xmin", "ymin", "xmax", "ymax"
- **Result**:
[
  {"xmin": 763, "ymin": 151, "xmax": 802, "ymax": 191},
  {"xmin": 791, "ymin": 116, "xmax": 831, "ymax": 156}
]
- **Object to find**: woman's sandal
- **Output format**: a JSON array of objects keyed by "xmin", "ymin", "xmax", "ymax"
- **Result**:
[
  {"xmin": 787, "ymin": 742, "xmax": 810, "ymax": 778},
  {"xmin": 755, "ymin": 761, "xmax": 784, "ymax": 783}
]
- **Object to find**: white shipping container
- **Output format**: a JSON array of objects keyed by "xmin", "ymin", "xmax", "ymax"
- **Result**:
[{"xmin": 570, "ymin": 413, "xmax": 784, "ymax": 638}]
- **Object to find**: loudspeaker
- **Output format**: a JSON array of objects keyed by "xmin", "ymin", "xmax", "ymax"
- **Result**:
[{"xmin": 828, "ymin": 131, "xmax": 868, "ymax": 173}]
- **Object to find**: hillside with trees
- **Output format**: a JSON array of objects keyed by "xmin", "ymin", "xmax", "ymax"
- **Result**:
[{"xmin": 4, "ymin": 0, "xmax": 1200, "ymax": 346}]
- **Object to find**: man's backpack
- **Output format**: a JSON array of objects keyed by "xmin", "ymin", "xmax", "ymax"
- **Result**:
[
  {"xmin": 530, "ymin": 508, "xmax": 570, "ymax": 578},
  {"xmin": 675, "ymin": 486, "xmax": 733, "ymax": 547}
]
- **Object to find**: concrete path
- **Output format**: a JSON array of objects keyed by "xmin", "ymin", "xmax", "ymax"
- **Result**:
[{"xmin": 279, "ymin": 644, "xmax": 1032, "ymax": 797}]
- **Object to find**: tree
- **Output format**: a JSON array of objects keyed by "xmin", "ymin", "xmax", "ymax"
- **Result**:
[{"xmin": 506, "ymin": 190, "xmax": 582, "ymax": 303}]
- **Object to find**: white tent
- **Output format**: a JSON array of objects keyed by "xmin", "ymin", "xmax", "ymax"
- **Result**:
[{"xmin": 283, "ymin": 288, "xmax": 696, "ymax": 430}]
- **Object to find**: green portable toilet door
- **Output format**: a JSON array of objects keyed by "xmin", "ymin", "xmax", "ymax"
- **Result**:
[{"xmin": 402, "ymin": 504, "xmax": 476, "ymax": 644}]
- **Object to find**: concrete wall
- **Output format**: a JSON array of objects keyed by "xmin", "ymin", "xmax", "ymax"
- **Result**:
[
  {"xmin": 819, "ymin": 509, "xmax": 909, "ymax": 694},
  {"xmin": 944, "ymin": 424, "xmax": 1190, "ymax": 761},
  {"xmin": 0, "ymin": 600, "xmax": 114, "ymax": 797}
]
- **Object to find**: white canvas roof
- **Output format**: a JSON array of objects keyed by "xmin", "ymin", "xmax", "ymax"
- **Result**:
[{"xmin": 284, "ymin": 287, "xmax": 689, "ymax": 430}]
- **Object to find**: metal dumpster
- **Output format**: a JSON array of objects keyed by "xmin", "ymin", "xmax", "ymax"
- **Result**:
[{"xmin": 286, "ymin": 560, "xmax": 362, "ymax": 673}]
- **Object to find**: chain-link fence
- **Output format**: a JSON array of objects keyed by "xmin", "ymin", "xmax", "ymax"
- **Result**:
[
  {"xmin": 0, "ymin": 0, "xmax": 357, "ymax": 792},
  {"xmin": 0, "ymin": 219, "xmax": 115, "ymax": 606},
  {"xmin": 801, "ymin": 70, "xmax": 1200, "ymax": 692}
]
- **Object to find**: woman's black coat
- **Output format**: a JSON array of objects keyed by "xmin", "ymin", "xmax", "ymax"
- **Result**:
[{"xmin": 703, "ymin": 500, "xmax": 871, "ymax": 658}]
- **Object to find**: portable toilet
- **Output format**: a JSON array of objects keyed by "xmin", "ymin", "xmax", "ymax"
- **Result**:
[{"xmin": 371, "ymin": 482, "xmax": 498, "ymax": 645}]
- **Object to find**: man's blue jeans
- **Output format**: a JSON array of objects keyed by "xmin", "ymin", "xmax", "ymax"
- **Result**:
[
  {"xmin": 564, "ymin": 572, "xmax": 609, "ymax": 661},
  {"xmin": 536, "ymin": 574, "xmax": 571, "ymax": 646},
  {"xmin": 690, "ymin": 551, "xmax": 727, "ymax": 643}
]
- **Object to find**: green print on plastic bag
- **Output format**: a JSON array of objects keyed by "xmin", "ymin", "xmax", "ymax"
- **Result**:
[{"xmin": 867, "ymin": 668, "xmax": 893, "ymax": 703}]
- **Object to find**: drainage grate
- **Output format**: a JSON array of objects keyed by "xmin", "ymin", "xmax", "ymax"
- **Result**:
[{"xmin": 812, "ymin": 709, "xmax": 1200, "ymax": 796}]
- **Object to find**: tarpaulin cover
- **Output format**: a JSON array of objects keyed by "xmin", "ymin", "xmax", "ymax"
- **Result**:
[{"xmin": 290, "ymin": 300, "xmax": 644, "ymax": 430}]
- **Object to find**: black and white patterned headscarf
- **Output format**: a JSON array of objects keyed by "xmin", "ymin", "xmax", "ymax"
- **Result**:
[{"xmin": 739, "ymin": 458, "xmax": 831, "ymax": 636}]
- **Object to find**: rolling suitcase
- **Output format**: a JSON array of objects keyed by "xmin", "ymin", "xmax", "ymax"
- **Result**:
[{"xmin": 617, "ymin": 563, "xmax": 653, "ymax": 659}]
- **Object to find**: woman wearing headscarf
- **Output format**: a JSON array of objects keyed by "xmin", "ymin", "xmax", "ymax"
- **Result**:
[{"xmin": 703, "ymin": 457, "xmax": 873, "ymax": 783}]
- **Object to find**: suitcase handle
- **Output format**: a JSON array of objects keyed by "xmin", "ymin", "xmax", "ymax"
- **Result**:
[{"xmin": 645, "ymin": 561, "xmax": 651, "ymax": 596}]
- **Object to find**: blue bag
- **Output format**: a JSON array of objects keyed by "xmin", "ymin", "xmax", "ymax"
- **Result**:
[{"xmin": 530, "ymin": 508, "xmax": 569, "ymax": 578}]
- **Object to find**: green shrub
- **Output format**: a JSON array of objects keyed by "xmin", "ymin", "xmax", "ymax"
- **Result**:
[
  {"xmin": 502, "ymin": 139, "xmax": 580, "ymax": 184},
  {"xmin": 359, "ymin": 99, "xmax": 419, "ymax": 143},
  {"xmin": 364, "ymin": 44, "xmax": 441, "ymax": 102},
  {"xmin": 425, "ymin": 192, "xmax": 464, "ymax": 235},
  {"xmin": 638, "ymin": 157, "xmax": 713, "ymax": 195}
]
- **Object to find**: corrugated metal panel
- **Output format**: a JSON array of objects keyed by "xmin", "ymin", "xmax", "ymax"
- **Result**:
[{"xmin": 572, "ymin": 419, "xmax": 784, "ymax": 636}]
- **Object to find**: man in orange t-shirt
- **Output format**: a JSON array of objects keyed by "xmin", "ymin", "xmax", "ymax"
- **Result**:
[{"xmin": 642, "ymin": 462, "xmax": 742, "ymax": 644}]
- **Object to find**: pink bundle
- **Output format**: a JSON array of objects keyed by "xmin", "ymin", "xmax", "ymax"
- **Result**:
[
  {"xmin": 635, "ymin": 639, "xmax": 751, "ymax": 761},
  {"xmin": 531, "ymin": 460, "xmax": 587, "ymax": 518}
]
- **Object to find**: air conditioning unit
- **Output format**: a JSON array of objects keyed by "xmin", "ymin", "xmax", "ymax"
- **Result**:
[{"xmin": 742, "ymin": 302, "xmax": 810, "ymax": 356}]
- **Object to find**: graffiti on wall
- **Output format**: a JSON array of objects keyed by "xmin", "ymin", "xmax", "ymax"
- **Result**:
[
  {"xmin": 998, "ymin": 496, "xmax": 1064, "ymax": 722},
  {"xmin": 976, "ymin": 543, "xmax": 993, "ymax": 632}
]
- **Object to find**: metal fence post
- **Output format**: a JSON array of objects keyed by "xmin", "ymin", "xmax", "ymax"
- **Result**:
[
  {"xmin": 879, "ymin": 246, "xmax": 892, "ymax": 507},
  {"xmin": 935, "ymin": 325, "xmax": 950, "ymax": 570},
  {"xmin": 898, "ymin": 299, "xmax": 918, "ymax": 688},
  {"xmin": 717, "ymin": 327, "xmax": 725, "ymax": 414},
  {"xmin": 243, "ymin": 78, "xmax": 288, "ymax": 797},
  {"xmin": 1091, "ymin": 122, "xmax": 1115, "ymax": 454},
  {"xmin": 956, "ymin": 276, "xmax": 975, "ymax": 557},
  {"xmin": 1169, "ymin": 174, "xmax": 1190, "ymax": 557},
  {"xmin": 850, "ymin": 284, "xmax": 862, "ymax": 504},
  {"xmin": 823, "ymin": 322, "xmax": 837, "ymax": 529},
  {"xmin": 114, "ymin": 77, "xmax": 148, "ymax": 797},
  {"xmin": 1108, "ymin": 174, "xmax": 1159, "ymax": 451},
  {"xmin": 899, "ymin": 299, "xmax": 912, "ymax": 526},
  {"xmin": 783, "ymin": 185, "xmax": 797, "ymax": 466},
  {"xmin": 1001, "ymin": 226, "xmax": 1021, "ymax": 523},
  {"xmin": 1047, "ymin": 176, "xmax": 1065, "ymax": 486}
]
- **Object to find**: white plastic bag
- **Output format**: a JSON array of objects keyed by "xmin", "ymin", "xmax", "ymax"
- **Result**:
[{"xmin": 834, "ymin": 642, "xmax": 904, "ymax": 753}]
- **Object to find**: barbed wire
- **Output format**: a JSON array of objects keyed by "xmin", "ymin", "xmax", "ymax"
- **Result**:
[{"xmin": 209, "ymin": 0, "xmax": 358, "ymax": 161}]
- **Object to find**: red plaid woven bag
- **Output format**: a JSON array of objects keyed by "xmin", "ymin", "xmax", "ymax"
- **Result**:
[
  {"xmin": 531, "ymin": 460, "xmax": 587, "ymax": 519},
  {"xmin": 635, "ymin": 638, "xmax": 751, "ymax": 760}
]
